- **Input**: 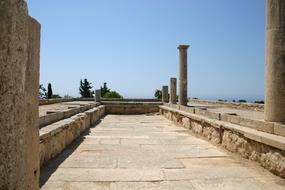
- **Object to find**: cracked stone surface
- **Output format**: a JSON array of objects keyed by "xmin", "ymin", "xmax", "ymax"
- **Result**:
[{"xmin": 40, "ymin": 114, "xmax": 285, "ymax": 190}]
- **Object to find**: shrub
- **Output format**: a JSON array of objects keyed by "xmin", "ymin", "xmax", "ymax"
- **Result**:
[
  {"xmin": 154, "ymin": 89, "xmax": 162, "ymax": 99},
  {"xmin": 104, "ymin": 91, "xmax": 123, "ymax": 99},
  {"xmin": 255, "ymin": 100, "xmax": 264, "ymax": 104}
]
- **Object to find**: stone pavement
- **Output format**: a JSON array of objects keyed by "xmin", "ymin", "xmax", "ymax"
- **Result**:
[
  {"xmin": 40, "ymin": 114, "xmax": 285, "ymax": 190},
  {"xmin": 189, "ymin": 102, "xmax": 264, "ymax": 121},
  {"xmin": 39, "ymin": 101, "xmax": 95, "ymax": 117}
]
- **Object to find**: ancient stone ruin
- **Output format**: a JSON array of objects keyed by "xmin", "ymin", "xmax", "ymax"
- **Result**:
[{"xmin": 1, "ymin": 0, "xmax": 285, "ymax": 189}]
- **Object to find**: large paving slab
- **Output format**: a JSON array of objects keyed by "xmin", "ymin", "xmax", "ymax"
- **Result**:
[
  {"xmin": 39, "ymin": 101, "xmax": 95, "ymax": 117},
  {"xmin": 41, "ymin": 114, "xmax": 285, "ymax": 190}
]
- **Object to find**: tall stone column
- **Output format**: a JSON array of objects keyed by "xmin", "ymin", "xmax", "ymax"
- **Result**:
[
  {"xmin": 265, "ymin": 0, "xmax": 285, "ymax": 122},
  {"xmin": 95, "ymin": 89, "xmax": 101, "ymax": 102},
  {"xmin": 25, "ymin": 17, "xmax": 41, "ymax": 190},
  {"xmin": 170, "ymin": 78, "xmax": 177, "ymax": 104},
  {"xmin": 0, "ymin": 1, "xmax": 40, "ymax": 189},
  {"xmin": 178, "ymin": 45, "xmax": 189, "ymax": 106},
  {"xmin": 162, "ymin": 86, "xmax": 169, "ymax": 103}
]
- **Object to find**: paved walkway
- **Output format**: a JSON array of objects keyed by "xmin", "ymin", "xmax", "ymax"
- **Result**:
[{"xmin": 41, "ymin": 114, "xmax": 285, "ymax": 190}]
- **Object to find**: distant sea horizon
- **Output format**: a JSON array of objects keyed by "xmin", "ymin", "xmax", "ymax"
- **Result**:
[
  {"xmin": 189, "ymin": 95, "xmax": 264, "ymax": 103},
  {"xmin": 122, "ymin": 94, "xmax": 264, "ymax": 103}
]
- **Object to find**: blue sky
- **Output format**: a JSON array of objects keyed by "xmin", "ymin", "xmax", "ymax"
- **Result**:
[{"xmin": 28, "ymin": 0, "xmax": 266, "ymax": 101}]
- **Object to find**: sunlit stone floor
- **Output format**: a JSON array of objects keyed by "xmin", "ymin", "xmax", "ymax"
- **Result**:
[{"xmin": 41, "ymin": 114, "xmax": 285, "ymax": 190}]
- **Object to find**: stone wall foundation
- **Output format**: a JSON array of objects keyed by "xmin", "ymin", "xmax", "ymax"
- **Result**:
[{"xmin": 160, "ymin": 106, "xmax": 285, "ymax": 178}]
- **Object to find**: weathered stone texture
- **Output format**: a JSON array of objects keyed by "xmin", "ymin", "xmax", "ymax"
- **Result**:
[
  {"xmin": 222, "ymin": 131, "xmax": 253, "ymax": 158},
  {"xmin": 265, "ymin": 0, "xmax": 285, "ymax": 121},
  {"xmin": 0, "ymin": 0, "xmax": 34, "ymax": 189},
  {"xmin": 25, "ymin": 17, "xmax": 41, "ymax": 190},
  {"xmin": 39, "ymin": 106, "xmax": 106, "ymax": 167},
  {"xmin": 39, "ymin": 102, "xmax": 99, "ymax": 128},
  {"xmin": 160, "ymin": 105, "xmax": 285, "ymax": 178},
  {"xmin": 261, "ymin": 152, "xmax": 285, "ymax": 178}
]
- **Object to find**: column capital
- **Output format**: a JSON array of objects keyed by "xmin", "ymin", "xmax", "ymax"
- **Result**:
[{"xmin": 178, "ymin": 45, "xmax": 190, "ymax": 50}]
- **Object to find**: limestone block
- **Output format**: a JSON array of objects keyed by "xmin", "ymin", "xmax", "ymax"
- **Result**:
[
  {"xmin": 202, "ymin": 127, "xmax": 220, "ymax": 144},
  {"xmin": 92, "ymin": 108, "xmax": 100, "ymax": 125},
  {"xmin": 274, "ymin": 123, "xmax": 285, "ymax": 137},
  {"xmin": 222, "ymin": 131, "xmax": 253, "ymax": 158},
  {"xmin": 68, "ymin": 117, "xmax": 81, "ymax": 141},
  {"xmin": 260, "ymin": 152, "xmax": 285, "ymax": 178},
  {"xmin": 195, "ymin": 109, "xmax": 220, "ymax": 120},
  {"xmin": 98, "ymin": 105, "xmax": 106, "ymax": 118},
  {"xmin": 179, "ymin": 105, "xmax": 195, "ymax": 114},
  {"xmin": 182, "ymin": 117, "xmax": 191, "ymax": 129},
  {"xmin": 255, "ymin": 121, "xmax": 274, "ymax": 134},
  {"xmin": 85, "ymin": 110, "xmax": 94, "ymax": 127},
  {"xmin": 95, "ymin": 89, "xmax": 101, "ymax": 102},
  {"xmin": 191, "ymin": 122, "xmax": 203, "ymax": 135}
]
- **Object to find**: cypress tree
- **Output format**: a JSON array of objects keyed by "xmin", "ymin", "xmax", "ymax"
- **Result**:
[{"xmin": 47, "ymin": 83, "xmax": 53, "ymax": 99}]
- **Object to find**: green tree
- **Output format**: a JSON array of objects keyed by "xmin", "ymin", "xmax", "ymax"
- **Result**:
[
  {"xmin": 154, "ymin": 89, "xmax": 162, "ymax": 99},
  {"xmin": 100, "ymin": 82, "xmax": 110, "ymax": 97},
  {"xmin": 47, "ymin": 83, "xmax": 53, "ymax": 99},
  {"xmin": 79, "ymin": 79, "xmax": 94, "ymax": 98},
  {"xmin": 39, "ymin": 84, "xmax": 47, "ymax": 99},
  {"xmin": 104, "ymin": 91, "xmax": 123, "ymax": 98}
]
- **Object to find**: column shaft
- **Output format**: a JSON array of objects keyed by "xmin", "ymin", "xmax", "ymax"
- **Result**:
[
  {"xmin": 170, "ymin": 78, "xmax": 177, "ymax": 104},
  {"xmin": 178, "ymin": 45, "xmax": 189, "ymax": 106},
  {"xmin": 25, "ymin": 17, "xmax": 41, "ymax": 190},
  {"xmin": 162, "ymin": 86, "xmax": 169, "ymax": 103},
  {"xmin": 0, "ymin": 0, "xmax": 29, "ymax": 189},
  {"xmin": 265, "ymin": 0, "xmax": 285, "ymax": 122}
]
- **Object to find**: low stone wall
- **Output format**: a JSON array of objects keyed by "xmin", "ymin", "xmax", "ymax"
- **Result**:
[
  {"xmin": 167, "ymin": 103, "xmax": 284, "ymax": 137},
  {"xmin": 39, "ymin": 98, "xmax": 75, "ymax": 105},
  {"xmin": 39, "ymin": 102, "xmax": 100, "ymax": 128},
  {"xmin": 160, "ymin": 105, "xmax": 285, "ymax": 178},
  {"xmin": 102, "ymin": 98, "xmax": 161, "ymax": 102},
  {"xmin": 39, "ymin": 105, "xmax": 105, "ymax": 167},
  {"xmin": 39, "ymin": 98, "xmax": 160, "ymax": 105},
  {"xmin": 190, "ymin": 99, "xmax": 264, "ymax": 111},
  {"xmin": 103, "ymin": 102, "xmax": 162, "ymax": 114}
]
